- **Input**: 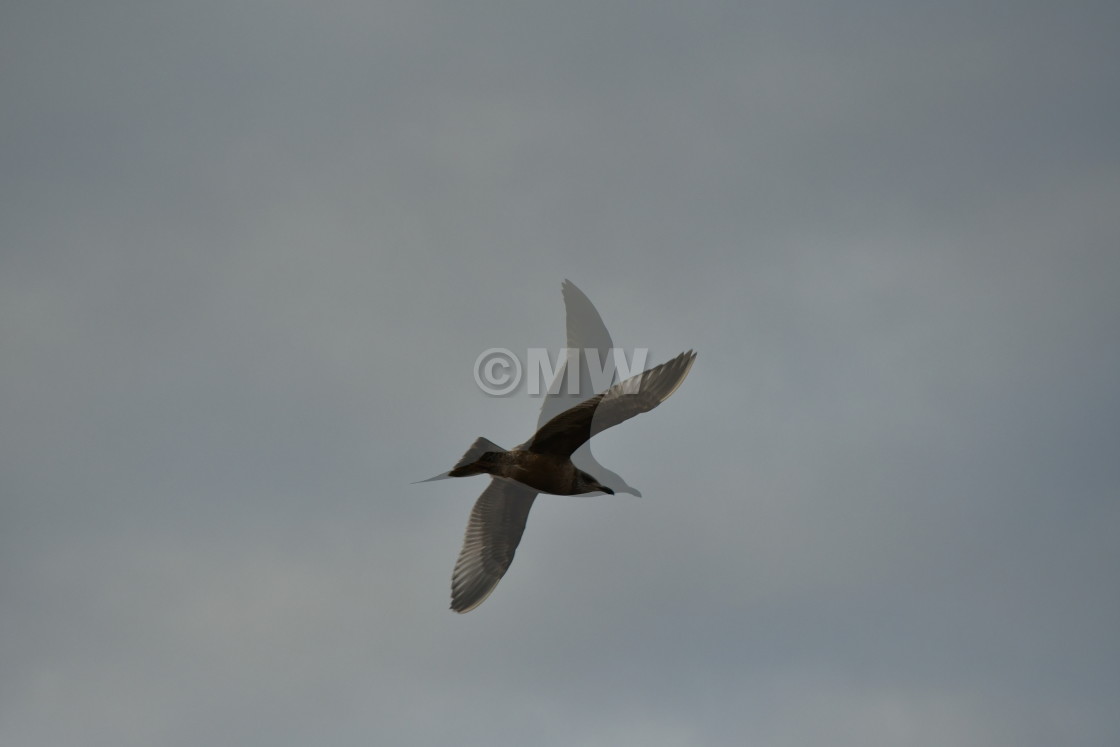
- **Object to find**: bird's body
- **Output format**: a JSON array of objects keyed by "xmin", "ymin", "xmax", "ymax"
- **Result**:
[
  {"xmin": 501, "ymin": 452, "xmax": 584, "ymax": 495},
  {"xmin": 421, "ymin": 281, "xmax": 696, "ymax": 613},
  {"xmin": 451, "ymin": 447, "xmax": 607, "ymax": 496}
]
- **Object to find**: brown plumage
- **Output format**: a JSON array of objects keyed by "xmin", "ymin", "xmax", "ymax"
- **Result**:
[{"xmin": 444, "ymin": 350, "xmax": 696, "ymax": 612}]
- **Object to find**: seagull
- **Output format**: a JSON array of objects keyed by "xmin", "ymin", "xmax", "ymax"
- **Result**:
[{"xmin": 442, "ymin": 349, "xmax": 696, "ymax": 612}]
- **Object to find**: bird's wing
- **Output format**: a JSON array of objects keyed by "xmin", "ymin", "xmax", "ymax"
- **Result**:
[
  {"xmin": 450, "ymin": 478, "xmax": 539, "ymax": 613},
  {"xmin": 527, "ymin": 350, "xmax": 696, "ymax": 458},
  {"xmin": 536, "ymin": 280, "xmax": 616, "ymax": 427},
  {"xmin": 562, "ymin": 278, "xmax": 614, "ymax": 353}
]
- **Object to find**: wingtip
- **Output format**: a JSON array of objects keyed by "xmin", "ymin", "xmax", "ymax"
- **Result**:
[
  {"xmin": 649, "ymin": 349, "xmax": 697, "ymax": 401},
  {"xmin": 450, "ymin": 586, "xmax": 496, "ymax": 614},
  {"xmin": 561, "ymin": 278, "xmax": 581, "ymax": 298}
]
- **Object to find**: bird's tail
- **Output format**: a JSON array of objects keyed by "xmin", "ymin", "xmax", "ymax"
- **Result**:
[{"xmin": 447, "ymin": 437, "xmax": 507, "ymax": 477}]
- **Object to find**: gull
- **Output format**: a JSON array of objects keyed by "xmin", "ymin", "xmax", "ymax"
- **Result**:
[{"xmin": 442, "ymin": 348, "xmax": 696, "ymax": 612}]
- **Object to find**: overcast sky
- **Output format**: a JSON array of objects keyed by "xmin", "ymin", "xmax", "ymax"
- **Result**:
[{"xmin": 3, "ymin": 2, "xmax": 1119, "ymax": 745}]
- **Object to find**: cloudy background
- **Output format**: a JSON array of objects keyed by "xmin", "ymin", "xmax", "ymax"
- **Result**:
[{"xmin": 3, "ymin": 1, "xmax": 1119, "ymax": 745}]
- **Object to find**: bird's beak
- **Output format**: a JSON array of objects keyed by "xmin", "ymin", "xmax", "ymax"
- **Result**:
[{"xmin": 599, "ymin": 486, "xmax": 615, "ymax": 495}]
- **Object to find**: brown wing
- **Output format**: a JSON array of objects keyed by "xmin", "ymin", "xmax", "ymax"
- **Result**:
[
  {"xmin": 526, "ymin": 350, "xmax": 696, "ymax": 458},
  {"xmin": 450, "ymin": 478, "xmax": 539, "ymax": 613}
]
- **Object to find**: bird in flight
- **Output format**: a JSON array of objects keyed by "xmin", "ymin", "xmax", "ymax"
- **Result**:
[{"xmin": 427, "ymin": 286, "xmax": 696, "ymax": 612}]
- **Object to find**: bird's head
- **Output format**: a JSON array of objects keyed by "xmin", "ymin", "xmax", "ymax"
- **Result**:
[{"xmin": 575, "ymin": 470, "xmax": 614, "ymax": 495}]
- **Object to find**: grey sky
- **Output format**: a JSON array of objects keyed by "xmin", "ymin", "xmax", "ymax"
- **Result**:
[{"xmin": 2, "ymin": 1, "xmax": 1118, "ymax": 745}]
